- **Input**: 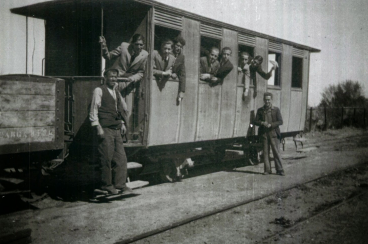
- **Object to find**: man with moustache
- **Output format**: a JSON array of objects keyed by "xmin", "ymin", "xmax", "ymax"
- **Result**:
[{"xmin": 89, "ymin": 69, "xmax": 132, "ymax": 195}]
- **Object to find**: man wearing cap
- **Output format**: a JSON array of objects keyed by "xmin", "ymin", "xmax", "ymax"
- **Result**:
[
  {"xmin": 89, "ymin": 69, "xmax": 132, "ymax": 194},
  {"xmin": 254, "ymin": 92, "xmax": 285, "ymax": 176}
]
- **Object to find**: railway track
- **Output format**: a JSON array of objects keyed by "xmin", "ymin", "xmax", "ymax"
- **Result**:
[{"xmin": 118, "ymin": 161, "xmax": 368, "ymax": 244}]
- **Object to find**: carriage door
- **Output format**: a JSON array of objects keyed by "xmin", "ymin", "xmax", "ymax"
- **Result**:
[{"xmin": 102, "ymin": 2, "xmax": 150, "ymax": 144}]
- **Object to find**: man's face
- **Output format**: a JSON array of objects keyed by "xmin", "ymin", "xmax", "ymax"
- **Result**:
[
  {"xmin": 105, "ymin": 71, "xmax": 118, "ymax": 89},
  {"xmin": 240, "ymin": 54, "xmax": 249, "ymax": 66},
  {"xmin": 251, "ymin": 58, "xmax": 262, "ymax": 68},
  {"xmin": 174, "ymin": 42, "xmax": 183, "ymax": 55},
  {"xmin": 222, "ymin": 50, "xmax": 231, "ymax": 62},
  {"xmin": 209, "ymin": 50, "xmax": 219, "ymax": 64},
  {"xmin": 161, "ymin": 43, "xmax": 173, "ymax": 59},
  {"xmin": 133, "ymin": 39, "xmax": 144, "ymax": 54},
  {"xmin": 264, "ymin": 95, "xmax": 272, "ymax": 108}
]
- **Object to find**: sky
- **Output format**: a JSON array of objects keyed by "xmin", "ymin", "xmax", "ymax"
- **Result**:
[
  {"xmin": 156, "ymin": 0, "xmax": 368, "ymax": 106},
  {"xmin": 1, "ymin": 0, "xmax": 368, "ymax": 106}
]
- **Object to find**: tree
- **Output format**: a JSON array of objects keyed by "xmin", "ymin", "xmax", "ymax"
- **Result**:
[
  {"xmin": 319, "ymin": 80, "xmax": 366, "ymax": 107},
  {"xmin": 318, "ymin": 80, "xmax": 367, "ymax": 129}
]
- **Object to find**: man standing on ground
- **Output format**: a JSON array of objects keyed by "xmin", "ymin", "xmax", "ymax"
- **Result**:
[
  {"xmin": 254, "ymin": 92, "xmax": 285, "ymax": 176},
  {"xmin": 89, "ymin": 69, "xmax": 132, "ymax": 194}
]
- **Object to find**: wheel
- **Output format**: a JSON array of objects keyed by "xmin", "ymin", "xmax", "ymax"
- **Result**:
[{"xmin": 159, "ymin": 159, "xmax": 177, "ymax": 183}]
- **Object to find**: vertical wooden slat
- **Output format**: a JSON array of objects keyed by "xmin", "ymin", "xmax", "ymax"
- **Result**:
[
  {"xmin": 299, "ymin": 50, "xmax": 309, "ymax": 131},
  {"xmin": 178, "ymin": 18, "xmax": 200, "ymax": 143},
  {"xmin": 288, "ymin": 91, "xmax": 303, "ymax": 131},
  {"xmin": 218, "ymin": 29, "xmax": 238, "ymax": 139},
  {"xmin": 280, "ymin": 44, "xmax": 292, "ymax": 132}
]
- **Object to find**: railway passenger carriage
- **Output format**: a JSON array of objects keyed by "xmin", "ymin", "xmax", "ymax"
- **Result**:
[{"xmin": 3, "ymin": 0, "xmax": 320, "ymax": 181}]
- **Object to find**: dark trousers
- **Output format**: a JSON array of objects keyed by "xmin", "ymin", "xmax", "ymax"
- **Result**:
[
  {"xmin": 98, "ymin": 128, "xmax": 128, "ymax": 189},
  {"xmin": 262, "ymin": 133, "xmax": 284, "ymax": 173}
]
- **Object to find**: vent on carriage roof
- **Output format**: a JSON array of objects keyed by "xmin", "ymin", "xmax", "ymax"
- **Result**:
[
  {"xmin": 293, "ymin": 47, "xmax": 305, "ymax": 57},
  {"xmin": 238, "ymin": 33, "xmax": 256, "ymax": 46},
  {"xmin": 200, "ymin": 23, "xmax": 222, "ymax": 38},
  {"xmin": 154, "ymin": 9, "xmax": 182, "ymax": 30},
  {"xmin": 269, "ymin": 41, "xmax": 282, "ymax": 52}
]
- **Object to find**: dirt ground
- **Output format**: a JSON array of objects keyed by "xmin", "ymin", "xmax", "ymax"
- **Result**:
[
  {"xmin": 132, "ymin": 128, "xmax": 368, "ymax": 244},
  {"xmin": 1, "ymin": 127, "xmax": 368, "ymax": 244}
]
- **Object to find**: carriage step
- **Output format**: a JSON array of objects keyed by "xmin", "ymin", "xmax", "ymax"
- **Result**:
[
  {"xmin": 127, "ymin": 162, "xmax": 143, "ymax": 169},
  {"xmin": 293, "ymin": 138, "xmax": 308, "ymax": 142},
  {"xmin": 126, "ymin": 180, "xmax": 149, "ymax": 189},
  {"xmin": 297, "ymin": 146, "xmax": 318, "ymax": 153}
]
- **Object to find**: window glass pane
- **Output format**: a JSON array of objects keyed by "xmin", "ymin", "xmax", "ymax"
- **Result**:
[{"xmin": 292, "ymin": 56, "xmax": 303, "ymax": 88}]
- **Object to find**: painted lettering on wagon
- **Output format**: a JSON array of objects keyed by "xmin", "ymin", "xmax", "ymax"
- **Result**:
[{"xmin": 0, "ymin": 128, "xmax": 54, "ymax": 140}]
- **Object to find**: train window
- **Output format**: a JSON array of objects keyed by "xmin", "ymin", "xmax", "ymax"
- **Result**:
[
  {"xmin": 292, "ymin": 56, "xmax": 303, "ymax": 88},
  {"xmin": 200, "ymin": 36, "xmax": 221, "ymax": 58},
  {"xmin": 154, "ymin": 25, "xmax": 181, "ymax": 51},
  {"xmin": 267, "ymin": 52, "xmax": 281, "ymax": 87}
]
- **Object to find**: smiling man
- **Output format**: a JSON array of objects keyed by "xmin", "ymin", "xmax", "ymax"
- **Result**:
[
  {"xmin": 209, "ymin": 47, "xmax": 234, "ymax": 86},
  {"xmin": 99, "ymin": 34, "xmax": 149, "ymax": 83},
  {"xmin": 254, "ymin": 92, "xmax": 285, "ymax": 176},
  {"xmin": 152, "ymin": 39, "xmax": 176, "ymax": 81},
  {"xmin": 200, "ymin": 47, "xmax": 220, "ymax": 82}
]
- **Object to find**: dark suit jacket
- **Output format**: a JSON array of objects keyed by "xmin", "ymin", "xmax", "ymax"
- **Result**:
[
  {"xmin": 172, "ymin": 54, "xmax": 186, "ymax": 93},
  {"xmin": 254, "ymin": 105, "xmax": 283, "ymax": 139},
  {"xmin": 216, "ymin": 59, "xmax": 234, "ymax": 84},
  {"xmin": 200, "ymin": 56, "xmax": 220, "ymax": 78},
  {"xmin": 102, "ymin": 42, "xmax": 148, "ymax": 82},
  {"xmin": 152, "ymin": 50, "xmax": 176, "ymax": 77}
]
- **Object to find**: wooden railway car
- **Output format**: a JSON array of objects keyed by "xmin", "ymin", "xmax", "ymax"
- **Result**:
[{"xmin": 9, "ymin": 0, "xmax": 320, "ymax": 181}]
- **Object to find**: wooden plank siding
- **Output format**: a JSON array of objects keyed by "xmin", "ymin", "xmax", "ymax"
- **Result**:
[
  {"xmin": 218, "ymin": 29, "xmax": 238, "ymax": 139},
  {"xmin": 0, "ymin": 81, "xmax": 55, "ymax": 95},
  {"xmin": 0, "ymin": 95, "xmax": 55, "ymax": 111},
  {"xmin": 288, "ymin": 90, "xmax": 303, "ymax": 132},
  {"xmin": 0, "ymin": 75, "xmax": 64, "ymax": 153},
  {"xmin": 233, "ymin": 87, "xmax": 255, "ymax": 137},
  {"xmin": 196, "ymin": 84, "xmax": 222, "ymax": 141},
  {"xmin": 279, "ymin": 44, "xmax": 292, "ymax": 132},
  {"xmin": 178, "ymin": 18, "xmax": 200, "ymax": 143},
  {"xmin": 0, "ymin": 111, "xmax": 55, "ymax": 128},
  {"xmin": 148, "ymin": 78, "xmax": 180, "ymax": 145},
  {"xmin": 299, "ymin": 50, "xmax": 310, "ymax": 131}
]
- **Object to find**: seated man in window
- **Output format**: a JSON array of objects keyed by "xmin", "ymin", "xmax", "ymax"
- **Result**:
[
  {"xmin": 200, "ymin": 47, "xmax": 220, "ymax": 83},
  {"xmin": 152, "ymin": 39, "xmax": 176, "ymax": 85},
  {"xmin": 99, "ymin": 34, "xmax": 148, "ymax": 83},
  {"xmin": 209, "ymin": 47, "xmax": 234, "ymax": 86},
  {"xmin": 238, "ymin": 52, "xmax": 251, "ymax": 98}
]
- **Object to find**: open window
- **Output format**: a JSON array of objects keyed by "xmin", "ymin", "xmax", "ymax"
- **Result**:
[
  {"xmin": 267, "ymin": 52, "xmax": 281, "ymax": 86},
  {"xmin": 292, "ymin": 56, "xmax": 303, "ymax": 88},
  {"xmin": 154, "ymin": 25, "xmax": 181, "ymax": 51},
  {"xmin": 200, "ymin": 36, "xmax": 221, "ymax": 58}
]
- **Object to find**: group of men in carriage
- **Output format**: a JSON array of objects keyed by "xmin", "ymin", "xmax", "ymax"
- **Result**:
[{"xmin": 89, "ymin": 33, "xmax": 284, "ymax": 195}]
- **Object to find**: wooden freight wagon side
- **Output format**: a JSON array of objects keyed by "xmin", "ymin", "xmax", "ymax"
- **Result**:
[{"xmin": 0, "ymin": 75, "xmax": 64, "ymax": 155}]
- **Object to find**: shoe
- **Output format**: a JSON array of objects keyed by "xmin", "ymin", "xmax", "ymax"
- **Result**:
[
  {"xmin": 277, "ymin": 172, "xmax": 285, "ymax": 176},
  {"xmin": 116, "ymin": 186, "xmax": 133, "ymax": 194},
  {"xmin": 101, "ymin": 186, "xmax": 119, "ymax": 195},
  {"xmin": 263, "ymin": 172, "xmax": 271, "ymax": 175}
]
